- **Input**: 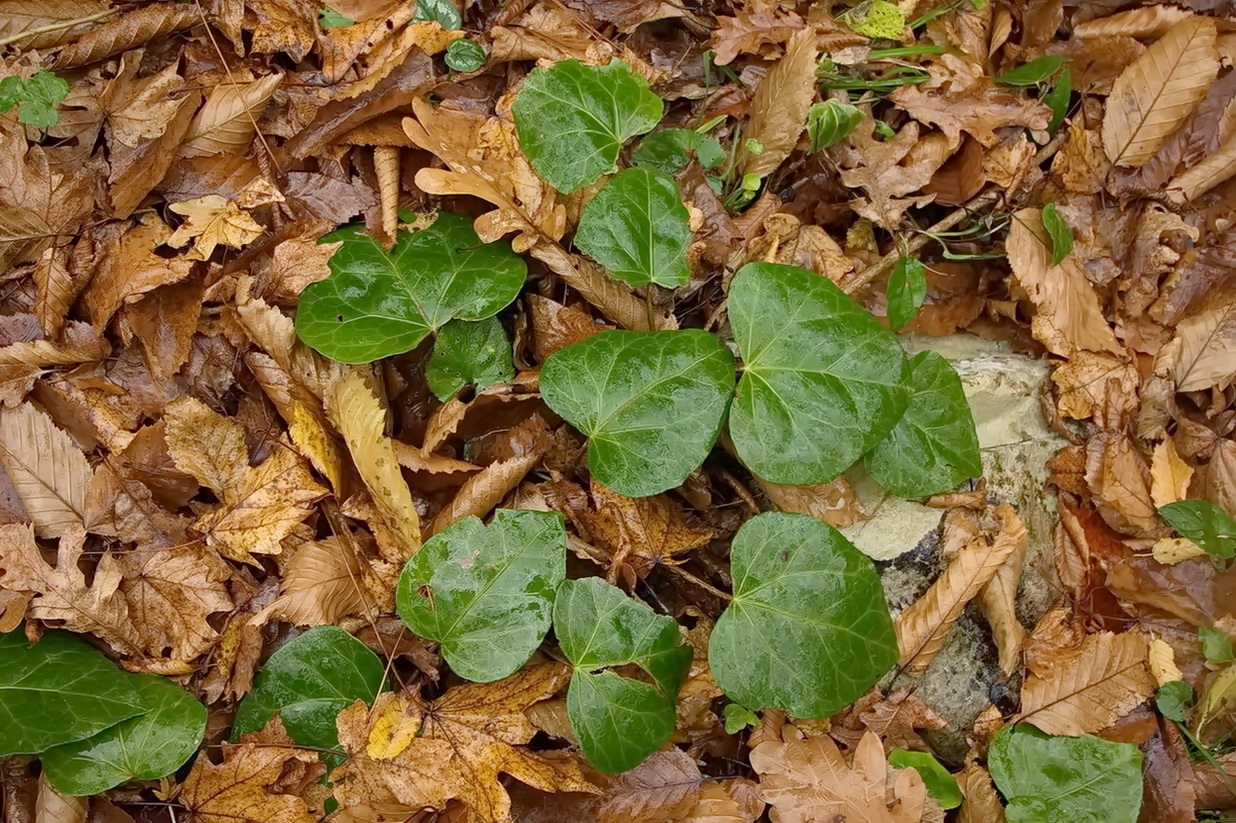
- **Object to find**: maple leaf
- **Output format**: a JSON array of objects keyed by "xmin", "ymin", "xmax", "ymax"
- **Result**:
[
  {"xmin": 751, "ymin": 727, "xmax": 936, "ymax": 823},
  {"xmin": 838, "ymin": 119, "xmax": 941, "ymax": 229},
  {"xmin": 181, "ymin": 736, "xmax": 323, "ymax": 823},
  {"xmin": 332, "ymin": 664, "xmax": 596, "ymax": 823},
  {"xmin": 167, "ymin": 195, "xmax": 266, "ymax": 261}
]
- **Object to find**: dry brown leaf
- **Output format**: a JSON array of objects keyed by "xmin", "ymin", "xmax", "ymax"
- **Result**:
[
  {"xmin": 592, "ymin": 749, "xmax": 702, "ymax": 823},
  {"xmin": 1102, "ymin": 16, "xmax": 1219, "ymax": 166},
  {"xmin": 164, "ymin": 397, "xmax": 250, "ymax": 501},
  {"xmin": 829, "ymin": 689, "xmax": 948, "ymax": 753},
  {"xmin": 978, "ymin": 513, "xmax": 1028, "ymax": 677},
  {"xmin": 528, "ymin": 295, "xmax": 606, "ymax": 361},
  {"xmin": 679, "ymin": 782, "xmax": 749, "ymax": 823},
  {"xmin": 896, "ymin": 504, "xmax": 1026, "ymax": 676},
  {"xmin": 710, "ymin": 4, "xmax": 803, "ymax": 66},
  {"xmin": 751, "ymin": 727, "xmax": 932, "ymax": 823},
  {"xmin": 489, "ymin": 4, "xmax": 607, "ymax": 65},
  {"xmin": 50, "ymin": 4, "xmax": 198, "ymax": 69},
  {"xmin": 1074, "ymin": 6, "xmax": 1194, "ymax": 40},
  {"xmin": 373, "ymin": 146, "xmax": 400, "ymax": 244},
  {"xmin": 121, "ymin": 275, "xmax": 204, "ymax": 382},
  {"xmin": 1085, "ymin": 432, "xmax": 1158, "ymax": 536},
  {"xmin": 741, "ymin": 28, "xmax": 816, "ymax": 178},
  {"xmin": 324, "ymin": 370, "xmax": 422, "ymax": 557},
  {"xmin": 167, "ymin": 195, "xmax": 267, "ymax": 261},
  {"xmin": 261, "ymin": 536, "xmax": 374, "ymax": 626},
  {"xmin": 333, "ymin": 665, "xmax": 596, "ymax": 823},
  {"xmin": 956, "ymin": 764, "xmax": 1004, "ymax": 823},
  {"xmin": 1050, "ymin": 351, "xmax": 1139, "ymax": 421},
  {"xmin": 32, "ymin": 248, "xmax": 78, "ymax": 338},
  {"xmin": 180, "ymin": 74, "xmax": 283, "ymax": 158},
  {"xmin": 760, "ymin": 476, "xmax": 867, "ymax": 529},
  {"xmin": 1166, "ymin": 301, "xmax": 1236, "ymax": 392},
  {"xmin": 580, "ymin": 479, "xmax": 713, "ymax": 580},
  {"xmin": 838, "ymin": 119, "xmax": 940, "ymax": 229},
  {"xmin": 181, "ymin": 739, "xmax": 323, "ymax": 823},
  {"xmin": 0, "ymin": 403, "xmax": 90, "ymax": 538},
  {"xmin": 1016, "ymin": 630, "xmax": 1156, "ymax": 735},
  {"xmin": 82, "ymin": 215, "xmax": 195, "ymax": 328},
  {"xmin": 1153, "ymin": 537, "xmax": 1206, "ymax": 565},
  {"xmin": 1148, "ymin": 637, "xmax": 1183, "ymax": 687},
  {"xmin": 0, "ymin": 130, "xmax": 96, "ymax": 272},
  {"xmin": 1006, "ymin": 208, "xmax": 1121, "ymax": 357},
  {"xmin": 36, "ymin": 774, "xmax": 85, "ymax": 823},
  {"xmin": 0, "ymin": 0, "xmax": 110, "ymax": 50},
  {"xmin": 1151, "ymin": 438, "xmax": 1194, "ymax": 508}
]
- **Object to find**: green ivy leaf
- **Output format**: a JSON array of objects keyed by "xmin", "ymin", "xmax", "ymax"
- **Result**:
[
  {"xmin": 0, "ymin": 630, "xmax": 146, "ymax": 756},
  {"xmin": 1200, "ymin": 626, "xmax": 1236, "ymax": 663},
  {"xmin": 807, "ymin": 99, "xmax": 863, "ymax": 152},
  {"xmin": 413, "ymin": 0, "xmax": 461, "ymax": 29},
  {"xmin": 864, "ymin": 351, "xmax": 982, "ymax": 498},
  {"xmin": 575, "ymin": 168, "xmax": 693, "ymax": 288},
  {"xmin": 996, "ymin": 56, "xmax": 1070, "ymax": 87},
  {"xmin": 722, "ymin": 703, "xmax": 760, "ymax": 734},
  {"xmin": 396, "ymin": 510, "xmax": 566, "ymax": 683},
  {"xmin": 1045, "ymin": 68, "xmax": 1072, "ymax": 134},
  {"xmin": 1158, "ymin": 500, "xmax": 1236, "ymax": 558},
  {"xmin": 844, "ymin": 0, "xmax": 906, "ymax": 39},
  {"xmin": 318, "ymin": 6, "xmax": 354, "ymax": 27},
  {"xmin": 540, "ymin": 329, "xmax": 735, "ymax": 497},
  {"xmin": 513, "ymin": 59, "xmax": 663, "ymax": 193},
  {"xmin": 886, "ymin": 255, "xmax": 927, "ymax": 331},
  {"xmin": 887, "ymin": 749, "xmax": 961, "ymax": 809},
  {"xmin": 426, "ymin": 317, "xmax": 514, "ymax": 402},
  {"xmin": 728, "ymin": 262, "xmax": 910, "ymax": 485},
  {"xmin": 445, "ymin": 39, "xmax": 486, "ymax": 72},
  {"xmin": 632, "ymin": 129, "xmax": 724, "ymax": 176},
  {"xmin": 708, "ymin": 512, "xmax": 897, "ymax": 718},
  {"xmin": 1041, "ymin": 203, "xmax": 1073, "ymax": 266},
  {"xmin": 232, "ymin": 626, "xmax": 386, "ymax": 756},
  {"xmin": 295, "ymin": 213, "xmax": 526, "ymax": 363},
  {"xmin": 1155, "ymin": 681, "xmax": 1193, "ymax": 722},
  {"xmin": 42, "ymin": 675, "xmax": 205, "ymax": 795},
  {"xmin": 554, "ymin": 578, "xmax": 691, "ymax": 773},
  {"xmin": 988, "ymin": 724, "xmax": 1143, "ymax": 823}
]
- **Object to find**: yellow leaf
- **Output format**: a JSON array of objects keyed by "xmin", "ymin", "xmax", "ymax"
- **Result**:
[
  {"xmin": 1102, "ymin": 16, "xmax": 1218, "ymax": 166},
  {"xmin": 1152, "ymin": 536, "xmax": 1206, "ymax": 564},
  {"xmin": 164, "ymin": 397, "xmax": 250, "ymax": 501},
  {"xmin": 0, "ymin": 403, "xmax": 90, "ymax": 538},
  {"xmin": 167, "ymin": 195, "xmax": 265, "ymax": 261},
  {"xmin": 1150, "ymin": 438, "xmax": 1194, "ymax": 508},
  {"xmin": 1148, "ymin": 638, "xmax": 1182, "ymax": 687},
  {"xmin": 181, "ymin": 740, "xmax": 321, "ymax": 823}
]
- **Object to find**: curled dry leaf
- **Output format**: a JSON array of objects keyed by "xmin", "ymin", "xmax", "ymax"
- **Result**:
[
  {"xmin": 167, "ymin": 195, "xmax": 266, "ymax": 261},
  {"xmin": 956, "ymin": 764, "xmax": 1004, "ymax": 823},
  {"xmin": 181, "ymin": 739, "xmax": 323, "ymax": 823},
  {"xmin": 740, "ymin": 28, "xmax": 815, "ymax": 178},
  {"xmin": 978, "ymin": 515, "xmax": 1028, "ymax": 678}
]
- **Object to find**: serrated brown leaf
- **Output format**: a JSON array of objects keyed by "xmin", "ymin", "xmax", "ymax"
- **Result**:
[
  {"xmin": 261, "ymin": 536, "xmax": 374, "ymax": 626},
  {"xmin": 0, "ymin": 403, "xmax": 90, "ymax": 538},
  {"xmin": 180, "ymin": 74, "xmax": 283, "ymax": 158},
  {"xmin": 333, "ymin": 665, "xmax": 596, "ymax": 823},
  {"xmin": 678, "ymin": 782, "xmax": 749, "ymax": 823},
  {"xmin": 1102, "ymin": 16, "xmax": 1219, "ymax": 166},
  {"xmin": 591, "ymin": 750, "xmax": 702, "ymax": 823},
  {"xmin": 741, "ymin": 28, "xmax": 816, "ymax": 178},
  {"xmin": 0, "ymin": 131, "xmax": 96, "ymax": 273},
  {"xmin": 1016, "ymin": 629, "xmax": 1156, "ymax": 735},
  {"xmin": 32, "ymin": 248, "xmax": 77, "ymax": 338},
  {"xmin": 896, "ymin": 504, "xmax": 1026, "ymax": 676},
  {"xmin": 956, "ymin": 764, "xmax": 1004, "ymax": 823},
  {"xmin": 751, "ymin": 728, "xmax": 933, "ymax": 823},
  {"xmin": 0, "ymin": 0, "xmax": 110, "ymax": 50},
  {"xmin": 164, "ymin": 396, "xmax": 250, "ymax": 500},
  {"xmin": 181, "ymin": 741, "xmax": 321, "ymax": 823},
  {"xmin": 50, "ymin": 4, "xmax": 198, "ymax": 69},
  {"xmin": 759, "ymin": 476, "xmax": 867, "ymax": 529}
]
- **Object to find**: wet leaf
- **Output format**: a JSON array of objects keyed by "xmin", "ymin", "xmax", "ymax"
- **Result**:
[
  {"xmin": 540, "ymin": 330, "xmax": 735, "ymax": 498},
  {"xmin": 513, "ymin": 59, "xmax": 662, "ymax": 193},
  {"xmin": 181, "ymin": 739, "xmax": 320, "ymax": 823},
  {"xmin": 396, "ymin": 509, "xmax": 565, "ymax": 682},
  {"xmin": 1199, "ymin": 626, "xmax": 1236, "ymax": 663},
  {"xmin": 887, "ymin": 749, "xmax": 961, "ymax": 809},
  {"xmin": 1158, "ymin": 500, "xmax": 1236, "ymax": 558},
  {"xmin": 445, "ymin": 39, "xmax": 485, "ymax": 72},
  {"xmin": 995, "ymin": 56, "xmax": 1070, "ymax": 87},
  {"xmin": 807, "ymin": 99, "xmax": 863, "ymax": 153},
  {"xmin": 426, "ymin": 317, "xmax": 514, "ymax": 402},
  {"xmin": 709, "ymin": 512, "xmax": 897, "ymax": 718},
  {"xmin": 631, "ymin": 130, "xmax": 724, "ymax": 176},
  {"xmin": 1156, "ymin": 681, "xmax": 1193, "ymax": 721},
  {"xmin": 729, "ymin": 262, "xmax": 910, "ymax": 485},
  {"xmin": 1040, "ymin": 203, "xmax": 1073, "ymax": 266},
  {"xmin": 885, "ymin": 255, "xmax": 927, "ymax": 331}
]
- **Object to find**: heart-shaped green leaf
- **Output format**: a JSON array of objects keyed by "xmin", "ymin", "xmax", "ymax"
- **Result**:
[
  {"xmin": 989, "ymin": 724, "xmax": 1143, "ymax": 823},
  {"xmin": 575, "ymin": 168, "xmax": 693, "ymax": 288},
  {"xmin": 632, "ymin": 129, "xmax": 724, "ymax": 176},
  {"xmin": 0, "ymin": 630, "xmax": 146, "ymax": 756},
  {"xmin": 540, "ymin": 329, "xmax": 735, "ymax": 497},
  {"xmin": 708, "ymin": 512, "xmax": 897, "ymax": 718},
  {"xmin": 295, "ymin": 213, "xmax": 526, "ymax": 364},
  {"xmin": 445, "ymin": 39, "xmax": 485, "ymax": 72},
  {"xmin": 1158, "ymin": 500, "xmax": 1236, "ymax": 558},
  {"xmin": 232, "ymin": 626, "xmax": 386, "ymax": 755},
  {"xmin": 512, "ymin": 59, "xmax": 663, "ymax": 193},
  {"xmin": 554, "ymin": 578, "xmax": 691, "ymax": 773},
  {"xmin": 43, "ymin": 674, "xmax": 206, "ymax": 795},
  {"xmin": 426, "ymin": 317, "xmax": 514, "ymax": 402},
  {"xmin": 886, "ymin": 255, "xmax": 926, "ymax": 331},
  {"xmin": 728, "ymin": 262, "xmax": 910, "ymax": 485},
  {"xmin": 396, "ymin": 509, "xmax": 566, "ymax": 683},
  {"xmin": 864, "ymin": 351, "xmax": 982, "ymax": 498}
]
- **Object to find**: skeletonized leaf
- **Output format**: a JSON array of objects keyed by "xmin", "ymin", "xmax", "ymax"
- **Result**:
[
  {"xmin": 741, "ymin": 28, "xmax": 816, "ymax": 178},
  {"xmin": 1102, "ymin": 16, "xmax": 1218, "ymax": 166},
  {"xmin": 1016, "ymin": 630, "xmax": 1156, "ymax": 735},
  {"xmin": 180, "ymin": 74, "xmax": 283, "ymax": 158},
  {"xmin": 0, "ymin": 403, "xmax": 90, "ymax": 538}
]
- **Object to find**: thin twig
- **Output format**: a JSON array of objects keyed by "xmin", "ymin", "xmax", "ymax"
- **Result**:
[
  {"xmin": 843, "ymin": 130, "xmax": 1070, "ymax": 296},
  {"xmin": 0, "ymin": 8, "xmax": 118, "ymax": 48},
  {"xmin": 665, "ymin": 562, "xmax": 733, "ymax": 601}
]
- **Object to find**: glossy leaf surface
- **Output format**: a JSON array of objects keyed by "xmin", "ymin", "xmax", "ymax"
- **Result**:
[
  {"xmin": 1158, "ymin": 500, "xmax": 1236, "ymax": 558},
  {"xmin": 886, "ymin": 256, "xmax": 926, "ymax": 331},
  {"xmin": 426, "ymin": 317, "xmax": 514, "ymax": 402}
]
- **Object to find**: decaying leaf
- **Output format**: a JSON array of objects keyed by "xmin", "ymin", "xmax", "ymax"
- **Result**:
[
  {"xmin": 741, "ymin": 29, "xmax": 815, "ymax": 178},
  {"xmin": 181, "ymin": 737, "xmax": 323, "ymax": 823},
  {"xmin": 166, "ymin": 195, "xmax": 266, "ymax": 261}
]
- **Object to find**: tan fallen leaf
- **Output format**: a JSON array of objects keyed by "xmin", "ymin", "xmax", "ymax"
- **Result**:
[
  {"xmin": 164, "ymin": 397, "xmax": 250, "ymax": 501},
  {"xmin": 246, "ymin": 352, "xmax": 346, "ymax": 491},
  {"xmin": 1166, "ymin": 130, "xmax": 1236, "ymax": 203},
  {"xmin": 0, "ymin": 0, "xmax": 111, "ymax": 50},
  {"xmin": 679, "ymin": 782, "xmax": 750, "ymax": 823},
  {"xmin": 333, "ymin": 665, "xmax": 596, "ymax": 823},
  {"xmin": 1049, "ymin": 351, "xmax": 1139, "ymax": 421},
  {"xmin": 528, "ymin": 294, "xmax": 606, "ymax": 361},
  {"xmin": 181, "ymin": 741, "xmax": 322, "ymax": 823},
  {"xmin": 1016, "ymin": 629, "xmax": 1156, "ymax": 735},
  {"xmin": 1167, "ymin": 301, "xmax": 1236, "ymax": 392},
  {"xmin": 590, "ymin": 749, "xmax": 703, "ymax": 823},
  {"xmin": 82, "ymin": 215, "xmax": 195, "ymax": 328},
  {"xmin": 32, "ymin": 248, "xmax": 78, "ymax": 337},
  {"xmin": 180, "ymin": 73, "xmax": 283, "ymax": 158},
  {"xmin": 1151, "ymin": 438, "xmax": 1194, "ymax": 508},
  {"xmin": 1085, "ymin": 432, "xmax": 1158, "ymax": 536},
  {"xmin": 36, "ymin": 774, "xmax": 86, "ymax": 823},
  {"xmin": 741, "ymin": 29, "xmax": 815, "ymax": 178},
  {"xmin": 0, "ymin": 403, "xmax": 90, "ymax": 538},
  {"xmin": 260, "ymin": 536, "xmax": 376, "ymax": 626},
  {"xmin": 1074, "ymin": 5, "xmax": 1194, "ymax": 40},
  {"xmin": 978, "ymin": 514, "xmax": 1028, "ymax": 677},
  {"xmin": 1006, "ymin": 208, "xmax": 1121, "ymax": 357},
  {"xmin": 760, "ymin": 477, "xmax": 868, "ymax": 529},
  {"xmin": 1153, "ymin": 537, "xmax": 1206, "ymax": 564},
  {"xmin": 1148, "ymin": 637, "xmax": 1183, "ymax": 687},
  {"xmin": 579, "ymin": 479, "xmax": 713, "ymax": 581},
  {"xmin": 830, "ymin": 689, "xmax": 948, "ymax": 753},
  {"xmin": 896, "ymin": 504, "xmax": 1026, "ymax": 675},
  {"xmin": 709, "ymin": 3, "xmax": 804, "ymax": 66},
  {"xmin": 839, "ymin": 118, "xmax": 943, "ymax": 229},
  {"xmin": 751, "ymin": 728, "xmax": 934, "ymax": 823},
  {"xmin": 324, "ymin": 370, "xmax": 421, "ymax": 557},
  {"xmin": 956, "ymin": 764, "xmax": 1004, "ymax": 823},
  {"xmin": 167, "ymin": 195, "xmax": 266, "ymax": 261}
]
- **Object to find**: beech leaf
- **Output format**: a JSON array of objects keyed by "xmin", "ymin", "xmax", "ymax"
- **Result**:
[
  {"xmin": 396, "ymin": 509, "xmax": 566, "ymax": 682},
  {"xmin": 574, "ymin": 168, "xmax": 693, "ymax": 288},
  {"xmin": 554, "ymin": 578, "xmax": 692, "ymax": 773},
  {"xmin": 729, "ymin": 262, "xmax": 910, "ymax": 485},
  {"xmin": 296, "ymin": 213, "xmax": 526, "ymax": 363},
  {"xmin": 512, "ymin": 59, "xmax": 662, "ymax": 193},
  {"xmin": 864, "ymin": 351, "xmax": 982, "ymax": 498},
  {"xmin": 709, "ymin": 512, "xmax": 897, "ymax": 718},
  {"xmin": 540, "ymin": 329, "xmax": 735, "ymax": 497}
]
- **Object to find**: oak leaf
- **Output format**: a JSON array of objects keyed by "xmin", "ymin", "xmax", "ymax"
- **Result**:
[
  {"xmin": 167, "ymin": 195, "xmax": 266, "ymax": 261},
  {"xmin": 751, "ymin": 727, "xmax": 934, "ymax": 823},
  {"xmin": 896, "ymin": 504, "xmax": 1027, "ymax": 676},
  {"xmin": 741, "ymin": 28, "xmax": 816, "ymax": 178},
  {"xmin": 838, "ymin": 119, "xmax": 940, "ymax": 229},
  {"xmin": 829, "ymin": 689, "xmax": 948, "ymax": 753},
  {"xmin": 709, "ymin": 3, "xmax": 805, "ymax": 66},
  {"xmin": 333, "ymin": 665, "xmax": 596, "ymax": 823},
  {"xmin": 0, "ymin": 403, "xmax": 90, "ymax": 538},
  {"xmin": 181, "ymin": 739, "xmax": 322, "ymax": 823},
  {"xmin": 1102, "ymin": 16, "xmax": 1218, "ymax": 166}
]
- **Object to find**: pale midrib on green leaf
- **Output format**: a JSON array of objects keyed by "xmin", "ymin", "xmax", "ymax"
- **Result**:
[
  {"xmin": 361, "ymin": 231, "xmax": 430, "ymax": 324},
  {"xmin": 593, "ymin": 352, "xmax": 718, "ymax": 435},
  {"xmin": 437, "ymin": 536, "xmax": 538, "ymax": 643}
]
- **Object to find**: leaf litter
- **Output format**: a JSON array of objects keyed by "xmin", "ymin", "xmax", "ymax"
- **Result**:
[{"xmin": 0, "ymin": 1, "xmax": 1235, "ymax": 822}]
